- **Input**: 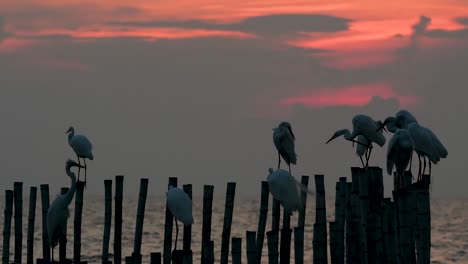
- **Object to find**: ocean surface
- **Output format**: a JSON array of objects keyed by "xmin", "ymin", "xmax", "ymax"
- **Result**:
[{"xmin": 0, "ymin": 195, "xmax": 467, "ymax": 263}]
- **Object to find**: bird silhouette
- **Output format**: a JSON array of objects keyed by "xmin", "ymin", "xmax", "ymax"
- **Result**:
[
  {"xmin": 327, "ymin": 114, "xmax": 386, "ymax": 168},
  {"xmin": 355, "ymin": 120, "xmax": 385, "ymax": 167},
  {"xmin": 47, "ymin": 159, "xmax": 84, "ymax": 262},
  {"xmin": 167, "ymin": 186, "xmax": 193, "ymax": 251},
  {"xmin": 273, "ymin": 122, "xmax": 297, "ymax": 175},
  {"xmin": 267, "ymin": 168, "xmax": 302, "ymax": 215},
  {"xmin": 386, "ymin": 129, "xmax": 414, "ymax": 188},
  {"xmin": 66, "ymin": 126, "xmax": 93, "ymax": 184}
]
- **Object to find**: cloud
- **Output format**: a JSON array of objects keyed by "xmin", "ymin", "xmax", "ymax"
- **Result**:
[
  {"xmin": 455, "ymin": 17, "xmax": 468, "ymax": 26},
  {"xmin": 107, "ymin": 14, "xmax": 351, "ymax": 35},
  {"xmin": 410, "ymin": 16, "xmax": 431, "ymax": 45},
  {"xmin": 0, "ymin": 16, "xmax": 11, "ymax": 41},
  {"xmin": 280, "ymin": 83, "xmax": 418, "ymax": 108}
]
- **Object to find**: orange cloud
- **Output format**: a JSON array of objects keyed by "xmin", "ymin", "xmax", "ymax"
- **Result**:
[{"xmin": 280, "ymin": 83, "xmax": 418, "ymax": 107}]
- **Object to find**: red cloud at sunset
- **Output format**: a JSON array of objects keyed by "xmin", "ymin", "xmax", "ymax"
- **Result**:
[{"xmin": 280, "ymin": 83, "xmax": 418, "ymax": 108}]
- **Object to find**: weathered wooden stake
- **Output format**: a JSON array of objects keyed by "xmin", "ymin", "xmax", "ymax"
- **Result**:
[
  {"xmin": 27, "ymin": 187, "xmax": 37, "ymax": 264},
  {"xmin": 102, "ymin": 180, "xmax": 112, "ymax": 263},
  {"xmin": 329, "ymin": 222, "xmax": 338, "ymax": 264},
  {"xmin": 345, "ymin": 181, "xmax": 358, "ymax": 264},
  {"xmin": 220, "ymin": 182, "xmax": 236, "ymax": 264},
  {"xmin": 280, "ymin": 208, "xmax": 292, "ymax": 264},
  {"xmin": 313, "ymin": 174, "xmax": 327, "ymax": 264},
  {"xmin": 150, "ymin": 253, "xmax": 161, "ymax": 264},
  {"xmin": 14, "ymin": 182, "xmax": 23, "ymax": 264},
  {"xmin": 357, "ymin": 168, "xmax": 369, "ymax": 264},
  {"xmin": 204, "ymin": 241, "xmax": 215, "ymax": 264},
  {"xmin": 2, "ymin": 190, "xmax": 14, "ymax": 264},
  {"xmin": 267, "ymin": 231, "xmax": 279, "ymax": 264},
  {"xmin": 133, "ymin": 178, "xmax": 149, "ymax": 260},
  {"xmin": 59, "ymin": 187, "xmax": 69, "ymax": 262},
  {"xmin": 182, "ymin": 184, "xmax": 192, "ymax": 253},
  {"xmin": 74, "ymin": 181, "xmax": 85, "ymax": 264},
  {"xmin": 114, "ymin": 175, "xmax": 124, "ymax": 264},
  {"xmin": 163, "ymin": 177, "xmax": 177, "ymax": 264},
  {"xmin": 272, "ymin": 198, "xmax": 280, "ymax": 232},
  {"xmin": 382, "ymin": 198, "xmax": 397, "ymax": 264},
  {"xmin": 231, "ymin": 237, "xmax": 242, "ymax": 264},
  {"xmin": 416, "ymin": 175, "xmax": 431, "ymax": 264},
  {"xmin": 40, "ymin": 184, "xmax": 50, "ymax": 262},
  {"xmin": 246, "ymin": 231, "xmax": 257, "ymax": 264},
  {"xmin": 396, "ymin": 188, "xmax": 412, "ymax": 263},
  {"xmin": 334, "ymin": 177, "xmax": 346, "ymax": 264},
  {"xmin": 201, "ymin": 185, "xmax": 214, "ymax": 263},
  {"xmin": 256, "ymin": 181, "xmax": 269, "ymax": 264},
  {"xmin": 294, "ymin": 227, "xmax": 304, "ymax": 264}
]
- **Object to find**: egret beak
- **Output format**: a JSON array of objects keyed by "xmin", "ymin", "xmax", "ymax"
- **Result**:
[
  {"xmin": 66, "ymin": 127, "xmax": 72, "ymax": 133},
  {"xmin": 376, "ymin": 121, "xmax": 388, "ymax": 133},
  {"xmin": 326, "ymin": 133, "xmax": 339, "ymax": 144}
]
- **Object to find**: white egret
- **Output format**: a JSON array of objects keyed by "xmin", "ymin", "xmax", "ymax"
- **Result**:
[
  {"xmin": 355, "ymin": 120, "xmax": 385, "ymax": 167},
  {"xmin": 267, "ymin": 168, "xmax": 302, "ymax": 215},
  {"xmin": 273, "ymin": 122, "xmax": 297, "ymax": 175},
  {"xmin": 386, "ymin": 129, "xmax": 414, "ymax": 188},
  {"xmin": 326, "ymin": 114, "xmax": 386, "ymax": 168},
  {"xmin": 47, "ymin": 159, "xmax": 84, "ymax": 262},
  {"xmin": 66, "ymin": 126, "xmax": 93, "ymax": 184},
  {"xmin": 167, "ymin": 186, "xmax": 193, "ymax": 251}
]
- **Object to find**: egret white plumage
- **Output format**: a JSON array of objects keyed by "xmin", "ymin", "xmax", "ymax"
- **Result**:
[
  {"xmin": 379, "ymin": 110, "xmax": 447, "ymax": 180},
  {"xmin": 355, "ymin": 120, "xmax": 385, "ymax": 167},
  {"xmin": 47, "ymin": 159, "xmax": 84, "ymax": 262},
  {"xmin": 273, "ymin": 121, "xmax": 297, "ymax": 175},
  {"xmin": 66, "ymin": 126, "xmax": 93, "ymax": 184},
  {"xmin": 267, "ymin": 168, "xmax": 302, "ymax": 215},
  {"xmin": 167, "ymin": 186, "xmax": 193, "ymax": 251},
  {"xmin": 386, "ymin": 129, "xmax": 414, "ymax": 188},
  {"xmin": 326, "ymin": 114, "xmax": 386, "ymax": 168}
]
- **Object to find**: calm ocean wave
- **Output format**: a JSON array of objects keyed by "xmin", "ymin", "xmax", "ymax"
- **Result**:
[{"xmin": 1, "ymin": 195, "xmax": 467, "ymax": 263}]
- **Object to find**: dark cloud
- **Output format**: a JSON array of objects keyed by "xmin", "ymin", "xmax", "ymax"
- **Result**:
[
  {"xmin": 455, "ymin": 17, "xmax": 468, "ymax": 26},
  {"xmin": 108, "ymin": 14, "xmax": 351, "ymax": 35},
  {"xmin": 112, "ymin": 6, "xmax": 143, "ymax": 16},
  {"xmin": 425, "ymin": 28, "xmax": 468, "ymax": 39}
]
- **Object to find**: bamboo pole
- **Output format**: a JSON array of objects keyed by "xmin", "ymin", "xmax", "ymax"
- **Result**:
[
  {"xmin": 256, "ymin": 181, "xmax": 269, "ymax": 264},
  {"xmin": 182, "ymin": 184, "xmax": 192, "ymax": 252},
  {"xmin": 272, "ymin": 198, "xmax": 280, "ymax": 232},
  {"xmin": 204, "ymin": 241, "xmax": 215, "ymax": 264},
  {"xmin": 345, "ymin": 181, "xmax": 358, "ymax": 264},
  {"xmin": 267, "ymin": 231, "xmax": 279, "ymax": 264},
  {"xmin": 114, "ymin": 175, "xmax": 124, "ymax": 264},
  {"xmin": 313, "ymin": 174, "xmax": 327, "ymax": 264},
  {"xmin": 416, "ymin": 175, "xmax": 431, "ymax": 264},
  {"xmin": 329, "ymin": 222, "xmax": 338, "ymax": 264},
  {"xmin": 220, "ymin": 182, "xmax": 236, "ymax": 264},
  {"xmin": 40, "ymin": 184, "xmax": 50, "ymax": 262},
  {"xmin": 26, "ymin": 187, "xmax": 37, "ymax": 264},
  {"xmin": 14, "ymin": 182, "xmax": 23, "ymax": 264},
  {"xmin": 74, "ymin": 181, "xmax": 85, "ymax": 264},
  {"xmin": 280, "ymin": 206, "xmax": 292, "ymax": 264},
  {"xmin": 102, "ymin": 180, "xmax": 112, "ymax": 263},
  {"xmin": 349, "ymin": 169, "xmax": 362, "ymax": 264},
  {"xmin": 163, "ymin": 177, "xmax": 177, "ymax": 264},
  {"xmin": 201, "ymin": 185, "xmax": 214, "ymax": 263},
  {"xmin": 382, "ymin": 198, "xmax": 397, "ymax": 264},
  {"xmin": 231, "ymin": 237, "xmax": 242, "ymax": 264},
  {"xmin": 397, "ymin": 188, "xmax": 412, "ymax": 263},
  {"xmin": 294, "ymin": 227, "xmax": 304, "ymax": 264},
  {"xmin": 59, "ymin": 187, "xmax": 69, "ymax": 262},
  {"xmin": 246, "ymin": 231, "xmax": 257, "ymax": 264},
  {"xmin": 358, "ymin": 168, "xmax": 369, "ymax": 264},
  {"xmin": 150, "ymin": 253, "xmax": 161, "ymax": 264},
  {"xmin": 368, "ymin": 167, "xmax": 383, "ymax": 210},
  {"xmin": 2, "ymin": 190, "xmax": 13, "ymax": 264},
  {"xmin": 133, "ymin": 178, "xmax": 149, "ymax": 260},
  {"xmin": 334, "ymin": 177, "xmax": 346, "ymax": 264}
]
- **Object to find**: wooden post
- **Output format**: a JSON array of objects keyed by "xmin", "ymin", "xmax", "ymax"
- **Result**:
[
  {"xmin": 280, "ymin": 208, "xmax": 292, "ymax": 264},
  {"xmin": 366, "ymin": 212, "xmax": 384, "ymax": 263},
  {"xmin": 40, "ymin": 184, "xmax": 50, "ymax": 262},
  {"xmin": 271, "ymin": 199, "xmax": 280, "ymax": 232},
  {"xmin": 2, "ymin": 190, "xmax": 13, "ymax": 264},
  {"xmin": 26, "ymin": 187, "xmax": 37, "ymax": 264},
  {"xmin": 345, "ymin": 181, "xmax": 358, "ymax": 264},
  {"xmin": 294, "ymin": 227, "xmax": 304, "ymax": 264},
  {"xmin": 163, "ymin": 177, "xmax": 177, "ymax": 264},
  {"xmin": 59, "ymin": 187, "xmax": 69, "ymax": 262},
  {"xmin": 416, "ymin": 175, "xmax": 431, "ymax": 264},
  {"xmin": 266, "ymin": 231, "xmax": 279, "ymax": 264},
  {"xmin": 349, "ymin": 169, "xmax": 362, "ymax": 264},
  {"xmin": 231, "ymin": 237, "xmax": 242, "ymax": 264},
  {"xmin": 204, "ymin": 241, "xmax": 215, "ymax": 264},
  {"xmin": 114, "ymin": 175, "xmax": 124, "ymax": 264},
  {"xmin": 74, "ymin": 181, "xmax": 85, "ymax": 264},
  {"xmin": 382, "ymin": 198, "xmax": 397, "ymax": 264},
  {"xmin": 150, "ymin": 253, "xmax": 161, "ymax": 264},
  {"xmin": 256, "ymin": 181, "xmax": 269, "ymax": 264},
  {"xmin": 201, "ymin": 185, "xmax": 214, "ymax": 263},
  {"xmin": 397, "ymin": 188, "xmax": 412, "ymax": 263},
  {"xmin": 334, "ymin": 177, "xmax": 346, "ymax": 264},
  {"xmin": 133, "ymin": 178, "xmax": 149, "ymax": 260},
  {"xmin": 246, "ymin": 231, "xmax": 257, "ymax": 264},
  {"xmin": 358, "ymin": 168, "xmax": 369, "ymax": 264},
  {"xmin": 368, "ymin": 167, "xmax": 384, "ymax": 210},
  {"xmin": 313, "ymin": 174, "xmax": 327, "ymax": 264},
  {"xmin": 220, "ymin": 182, "xmax": 236, "ymax": 264},
  {"xmin": 14, "ymin": 182, "xmax": 23, "ymax": 264},
  {"xmin": 102, "ymin": 180, "xmax": 112, "ymax": 263},
  {"xmin": 329, "ymin": 222, "xmax": 338, "ymax": 264},
  {"xmin": 182, "ymin": 184, "xmax": 192, "ymax": 252}
]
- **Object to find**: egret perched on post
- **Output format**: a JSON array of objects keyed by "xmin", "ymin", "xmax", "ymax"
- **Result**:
[
  {"xmin": 47, "ymin": 159, "xmax": 84, "ymax": 262},
  {"xmin": 379, "ymin": 110, "xmax": 447, "ymax": 180},
  {"xmin": 386, "ymin": 129, "xmax": 414, "ymax": 188},
  {"xmin": 167, "ymin": 186, "xmax": 193, "ymax": 251},
  {"xmin": 267, "ymin": 168, "xmax": 302, "ymax": 215},
  {"xmin": 273, "ymin": 121, "xmax": 297, "ymax": 175},
  {"xmin": 66, "ymin": 126, "xmax": 93, "ymax": 184},
  {"xmin": 355, "ymin": 120, "xmax": 385, "ymax": 167},
  {"xmin": 326, "ymin": 114, "xmax": 386, "ymax": 168}
]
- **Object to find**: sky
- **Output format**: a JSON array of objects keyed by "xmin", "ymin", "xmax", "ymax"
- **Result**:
[{"xmin": 0, "ymin": 0, "xmax": 467, "ymax": 198}]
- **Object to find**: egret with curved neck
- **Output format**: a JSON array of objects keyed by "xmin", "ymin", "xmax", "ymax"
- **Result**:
[{"xmin": 47, "ymin": 159, "xmax": 84, "ymax": 262}]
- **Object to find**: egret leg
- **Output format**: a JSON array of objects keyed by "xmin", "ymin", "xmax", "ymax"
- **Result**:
[
  {"xmin": 422, "ymin": 156, "xmax": 427, "ymax": 181},
  {"xmin": 288, "ymin": 164, "xmax": 291, "ymax": 176},
  {"xmin": 359, "ymin": 155, "xmax": 365, "ymax": 168},
  {"xmin": 84, "ymin": 158, "xmax": 87, "ymax": 187},
  {"xmin": 174, "ymin": 218, "xmax": 179, "ymax": 250},
  {"xmin": 52, "ymin": 247, "xmax": 54, "ymax": 263},
  {"xmin": 365, "ymin": 145, "xmax": 373, "ymax": 169},
  {"xmin": 76, "ymin": 155, "xmax": 81, "ymax": 182},
  {"xmin": 429, "ymin": 161, "xmax": 432, "ymax": 176},
  {"xmin": 417, "ymin": 154, "xmax": 422, "ymax": 180},
  {"xmin": 277, "ymin": 152, "xmax": 281, "ymax": 170},
  {"xmin": 408, "ymin": 153, "xmax": 413, "ymax": 173}
]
